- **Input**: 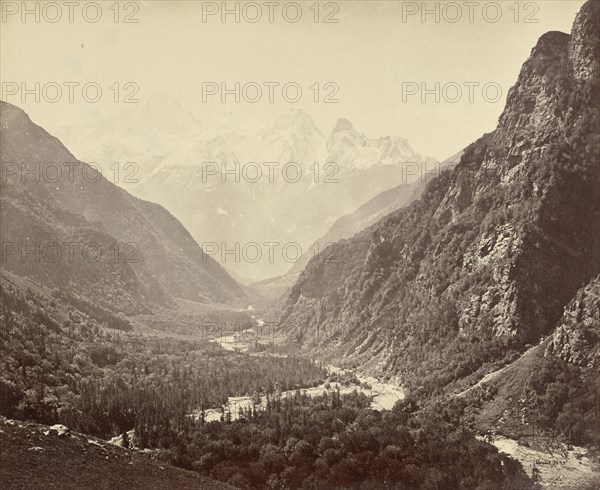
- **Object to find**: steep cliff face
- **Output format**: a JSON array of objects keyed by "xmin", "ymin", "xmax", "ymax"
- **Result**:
[
  {"xmin": 545, "ymin": 275, "xmax": 600, "ymax": 368},
  {"xmin": 570, "ymin": 0, "xmax": 600, "ymax": 80},
  {"xmin": 279, "ymin": 1, "xmax": 600, "ymax": 394}
]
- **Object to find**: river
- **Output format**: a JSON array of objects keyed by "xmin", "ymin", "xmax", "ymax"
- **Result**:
[{"xmin": 196, "ymin": 321, "xmax": 405, "ymax": 422}]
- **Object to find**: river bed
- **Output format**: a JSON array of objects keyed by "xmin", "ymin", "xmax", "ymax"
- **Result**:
[{"xmin": 196, "ymin": 323, "xmax": 405, "ymax": 422}]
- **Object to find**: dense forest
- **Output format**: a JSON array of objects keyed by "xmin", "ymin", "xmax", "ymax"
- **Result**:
[
  {"xmin": 0, "ymin": 279, "xmax": 326, "ymax": 439},
  {"xmin": 149, "ymin": 390, "xmax": 534, "ymax": 489},
  {"xmin": 0, "ymin": 276, "xmax": 542, "ymax": 488}
]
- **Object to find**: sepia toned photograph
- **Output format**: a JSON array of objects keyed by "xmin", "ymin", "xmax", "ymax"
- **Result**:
[{"xmin": 0, "ymin": 0, "xmax": 599, "ymax": 488}]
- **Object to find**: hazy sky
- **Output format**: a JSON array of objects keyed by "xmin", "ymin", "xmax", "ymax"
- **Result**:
[{"xmin": 1, "ymin": 0, "xmax": 585, "ymax": 160}]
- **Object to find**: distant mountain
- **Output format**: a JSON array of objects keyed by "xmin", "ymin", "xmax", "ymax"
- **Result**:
[
  {"xmin": 54, "ymin": 93, "xmax": 202, "ymax": 190},
  {"xmin": 325, "ymin": 118, "xmax": 435, "ymax": 172},
  {"xmin": 250, "ymin": 150, "xmax": 462, "ymax": 302},
  {"xmin": 278, "ymin": 0, "xmax": 600, "ymax": 404},
  {"xmin": 58, "ymin": 104, "xmax": 438, "ymax": 282},
  {"xmin": 0, "ymin": 101, "xmax": 244, "ymax": 311},
  {"xmin": 134, "ymin": 110, "xmax": 439, "ymax": 281}
]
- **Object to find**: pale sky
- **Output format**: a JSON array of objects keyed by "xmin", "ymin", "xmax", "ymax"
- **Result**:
[{"xmin": 0, "ymin": 0, "xmax": 585, "ymax": 160}]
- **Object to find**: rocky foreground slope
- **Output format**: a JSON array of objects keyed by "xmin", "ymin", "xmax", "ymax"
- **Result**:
[
  {"xmin": 0, "ymin": 417, "xmax": 231, "ymax": 490},
  {"xmin": 278, "ymin": 1, "xmax": 600, "ymax": 397}
]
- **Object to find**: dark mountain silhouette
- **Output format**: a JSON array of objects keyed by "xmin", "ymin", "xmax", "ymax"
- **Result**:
[{"xmin": 0, "ymin": 101, "xmax": 244, "ymax": 312}]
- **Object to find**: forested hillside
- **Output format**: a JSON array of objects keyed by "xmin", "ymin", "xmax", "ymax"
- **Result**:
[
  {"xmin": 0, "ymin": 271, "xmax": 324, "ymax": 440},
  {"xmin": 279, "ymin": 1, "xmax": 600, "ymax": 407},
  {"xmin": 0, "ymin": 267, "xmax": 541, "ymax": 488},
  {"xmin": 0, "ymin": 101, "xmax": 244, "ymax": 306}
]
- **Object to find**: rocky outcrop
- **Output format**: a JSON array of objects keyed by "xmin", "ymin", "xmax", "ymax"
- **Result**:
[
  {"xmin": 546, "ymin": 275, "xmax": 600, "ymax": 367},
  {"xmin": 569, "ymin": 0, "xmax": 600, "ymax": 80}
]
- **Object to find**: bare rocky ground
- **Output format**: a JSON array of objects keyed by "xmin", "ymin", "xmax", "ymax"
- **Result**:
[
  {"xmin": 483, "ymin": 435, "xmax": 599, "ymax": 490},
  {"xmin": 0, "ymin": 417, "xmax": 232, "ymax": 490}
]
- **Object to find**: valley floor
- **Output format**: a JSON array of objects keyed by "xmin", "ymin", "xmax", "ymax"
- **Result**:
[
  {"xmin": 215, "ymin": 318, "xmax": 600, "ymax": 489},
  {"xmin": 213, "ymin": 323, "xmax": 405, "ymax": 416}
]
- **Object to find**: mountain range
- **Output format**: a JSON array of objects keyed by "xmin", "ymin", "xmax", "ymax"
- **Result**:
[{"xmin": 56, "ymin": 105, "xmax": 438, "ymax": 282}]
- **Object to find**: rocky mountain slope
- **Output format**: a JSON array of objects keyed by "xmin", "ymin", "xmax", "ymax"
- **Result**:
[
  {"xmin": 249, "ymin": 150, "xmax": 463, "ymax": 303},
  {"xmin": 545, "ymin": 274, "xmax": 600, "ymax": 367},
  {"xmin": 0, "ymin": 101, "xmax": 244, "ymax": 309},
  {"xmin": 278, "ymin": 1, "xmax": 600, "ymax": 399}
]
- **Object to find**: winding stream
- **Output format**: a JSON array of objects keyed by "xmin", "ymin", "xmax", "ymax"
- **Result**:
[{"xmin": 197, "ymin": 321, "xmax": 405, "ymax": 422}]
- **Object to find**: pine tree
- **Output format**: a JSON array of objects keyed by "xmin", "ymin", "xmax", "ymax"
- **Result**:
[{"xmin": 122, "ymin": 430, "xmax": 130, "ymax": 449}]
